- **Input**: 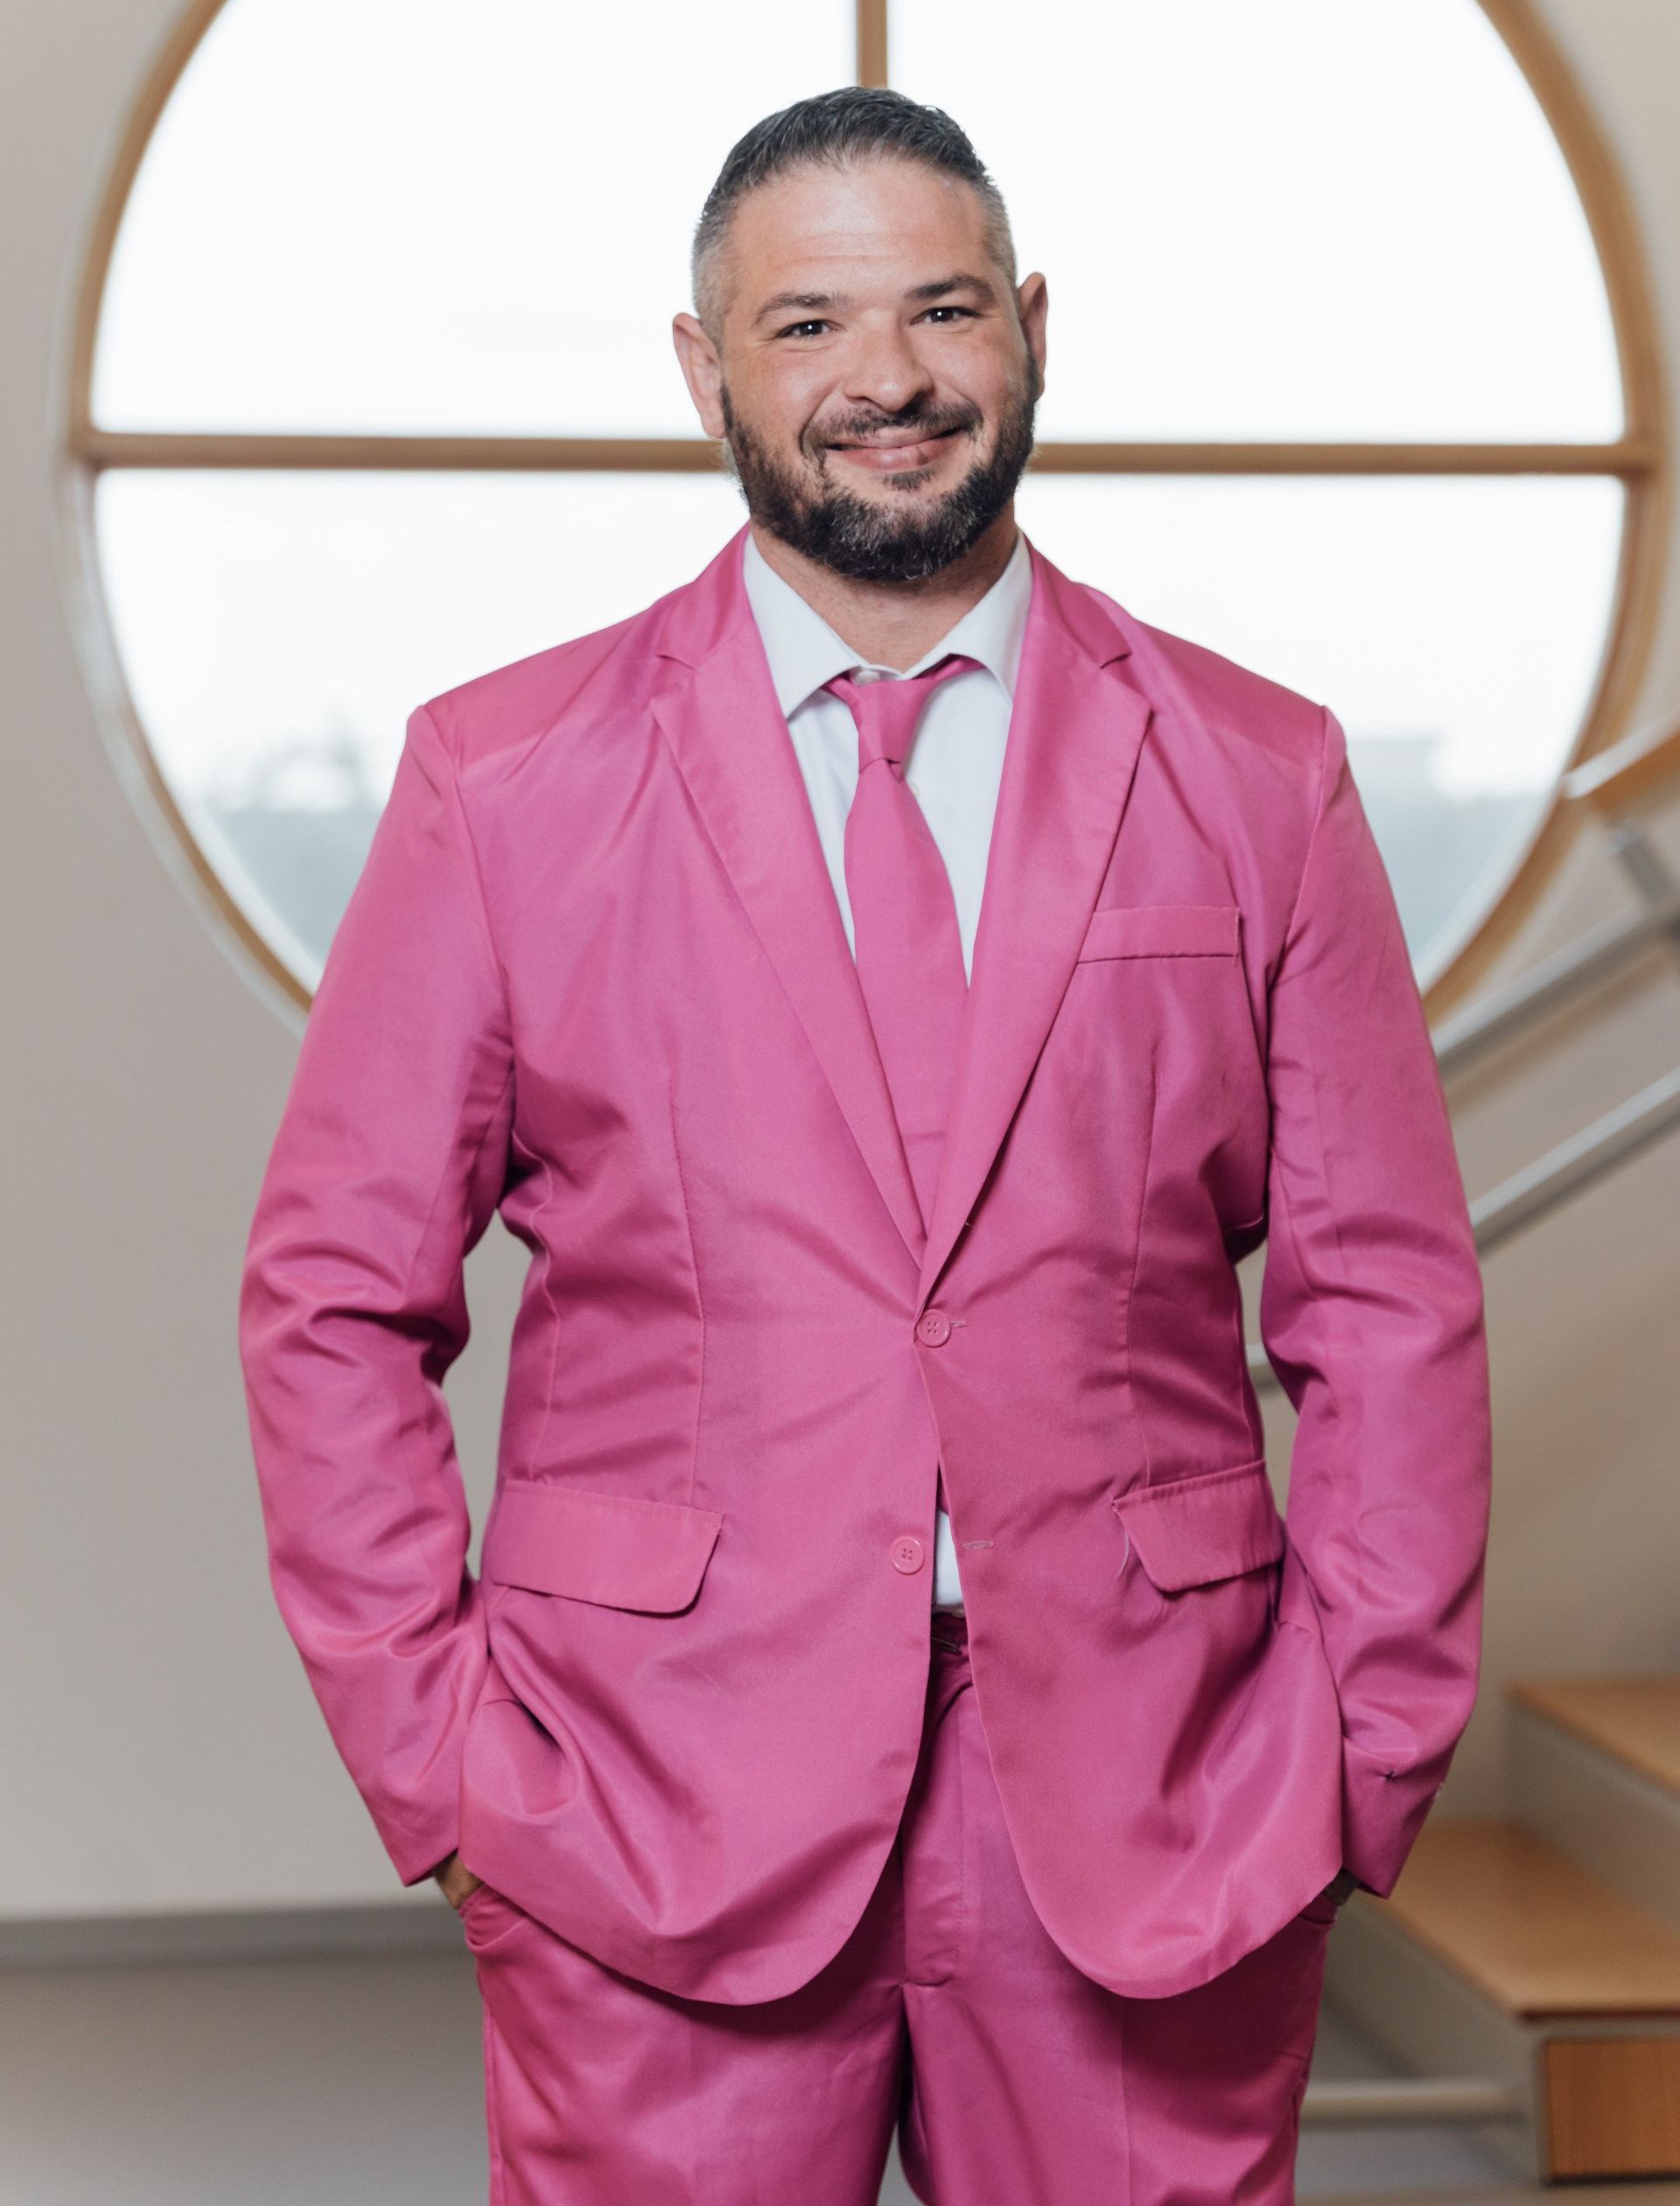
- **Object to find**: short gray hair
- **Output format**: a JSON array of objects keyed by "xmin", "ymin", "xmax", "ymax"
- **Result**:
[{"xmin": 690, "ymin": 85, "xmax": 1017, "ymax": 343}]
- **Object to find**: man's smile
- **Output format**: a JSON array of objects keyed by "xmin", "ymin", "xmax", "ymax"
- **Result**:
[{"xmin": 825, "ymin": 424, "xmax": 967, "ymax": 473}]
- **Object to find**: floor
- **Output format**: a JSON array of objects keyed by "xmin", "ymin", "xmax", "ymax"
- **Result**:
[{"xmin": 1, "ymin": 1950, "xmax": 1676, "ymax": 2202}]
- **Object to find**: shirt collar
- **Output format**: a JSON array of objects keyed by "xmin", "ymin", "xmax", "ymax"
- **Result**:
[{"xmin": 741, "ymin": 524, "xmax": 1033, "ymax": 719}]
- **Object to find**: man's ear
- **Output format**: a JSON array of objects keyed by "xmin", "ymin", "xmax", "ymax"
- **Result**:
[
  {"xmin": 672, "ymin": 312, "xmax": 726, "ymax": 440},
  {"xmin": 1016, "ymin": 269, "xmax": 1048, "ymax": 391}
]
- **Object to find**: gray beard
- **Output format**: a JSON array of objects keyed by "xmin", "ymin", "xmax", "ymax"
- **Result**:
[{"xmin": 718, "ymin": 372, "xmax": 1040, "ymax": 585}]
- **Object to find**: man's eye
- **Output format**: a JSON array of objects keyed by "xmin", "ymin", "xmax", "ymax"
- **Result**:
[{"xmin": 778, "ymin": 306, "xmax": 976, "ymax": 340}]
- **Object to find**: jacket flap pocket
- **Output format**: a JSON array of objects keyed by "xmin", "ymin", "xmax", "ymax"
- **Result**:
[
  {"xmin": 1077, "ymin": 903, "xmax": 1240, "ymax": 961},
  {"xmin": 1110, "ymin": 1456, "xmax": 1284, "ymax": 1591},
  {"xmin": 481, "ymin": 1484, "xmax": 723, "ymax": 1613}
]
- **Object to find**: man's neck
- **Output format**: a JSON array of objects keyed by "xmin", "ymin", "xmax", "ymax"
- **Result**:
[{"xmin": 746, "ymin": 511, "xmax": 1018, "ymax": 673}]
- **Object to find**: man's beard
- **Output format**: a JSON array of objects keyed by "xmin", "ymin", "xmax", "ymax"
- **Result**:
[{"xmin": 718, "ymin": 358, "xmax": 1041, "ymax": 585}]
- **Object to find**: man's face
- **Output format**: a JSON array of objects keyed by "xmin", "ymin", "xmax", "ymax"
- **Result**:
[{"xmin": 681, "ymin": 158, "xmax": 1046, "ymax": 584}]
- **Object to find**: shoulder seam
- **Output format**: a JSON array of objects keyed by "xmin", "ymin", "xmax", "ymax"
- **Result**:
[
  {"xmin": 1275, "ymin": 703, "xmax": 1338, "ymax": 970},
  {"xmin": 410, "ymin": 700, "xmax": 514, "ymax": 1035}
]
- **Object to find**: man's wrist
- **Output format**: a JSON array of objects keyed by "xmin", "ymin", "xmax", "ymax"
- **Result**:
[{"xmin": 431, "ymin": 1847, "xmax": 486, "ymax": 1912}]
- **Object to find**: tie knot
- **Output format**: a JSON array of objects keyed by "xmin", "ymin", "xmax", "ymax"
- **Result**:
[{"xmin": 822, "ymin": 651, "xmax": 980, "ymax": 769}]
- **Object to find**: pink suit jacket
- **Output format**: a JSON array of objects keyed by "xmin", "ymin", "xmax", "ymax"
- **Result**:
[{"xmin": 238, "ymin": 519, "xmax": 1492, "ymax": 2005}]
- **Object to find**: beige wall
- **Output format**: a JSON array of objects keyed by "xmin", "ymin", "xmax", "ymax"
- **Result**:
[{"xmin": 1, "ymin": 0, "xmax": 1676, "ymax": 1928}]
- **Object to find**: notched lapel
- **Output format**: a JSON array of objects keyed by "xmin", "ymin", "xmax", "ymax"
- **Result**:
[
  {"xmin": 647, "ymin": 524, "xmax": 1156, "ymax": 1310},
  {"xmin": 914, "ymin": 546, "xmax": 1154, "ymax": 1313},
  {"xmin": 651, "ymin": 533, "xmax": 927, "ymax": 1272}
]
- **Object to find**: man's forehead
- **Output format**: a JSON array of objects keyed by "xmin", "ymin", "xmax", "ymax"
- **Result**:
[
  {"xmin": 712, "ymin": 160, "xmax": 1000, "ymax": 336},
  {"xmin": 733, "ymin": 162, "xmax": 987, "ymax": 255}
]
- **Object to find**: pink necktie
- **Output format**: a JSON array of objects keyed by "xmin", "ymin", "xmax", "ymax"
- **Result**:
[
  {"xmin": 824, "ymin": 651, "xmax": 979, "ymax": 1531},
  {"xmin": 822, "ymin": 651, "xmax": 980, "ymax": 1240}
]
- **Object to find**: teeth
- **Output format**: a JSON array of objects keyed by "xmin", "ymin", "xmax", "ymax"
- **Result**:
[
  {"xmin": 841, "ymin": 434, "xmax": 943, "ymax": 451},
  {"xmin": 837, "ymin": 431, "xmax": 947, "ymax": 449}
]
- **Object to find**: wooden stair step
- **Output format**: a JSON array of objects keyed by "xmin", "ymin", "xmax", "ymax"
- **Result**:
[
  {"xmin": 1377, "ymin": 1818, "xmax": 1680, "ymax": 2018},
  {"xmin": 1509, "ymin": 1675, "xmax": 1680, "ymax": 1799}
]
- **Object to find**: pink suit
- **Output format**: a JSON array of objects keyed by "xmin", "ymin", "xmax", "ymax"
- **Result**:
[{"xmin": 239, "ymin": 519, "xmax": 1492, "ymax": 2194}]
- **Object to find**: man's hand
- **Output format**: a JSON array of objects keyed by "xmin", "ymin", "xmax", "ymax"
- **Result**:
[{"xmin": 432, "ymin": 1849, "xmax": 486, "ymax": 1915}]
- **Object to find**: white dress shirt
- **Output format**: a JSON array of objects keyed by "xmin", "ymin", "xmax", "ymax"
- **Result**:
[{"xmin": 741, "ymin": 523, "xmax": 1035, "ymax": 1610}]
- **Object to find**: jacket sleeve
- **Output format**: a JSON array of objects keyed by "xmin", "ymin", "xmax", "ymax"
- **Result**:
[
  {"xmin": 1257, "ymin": 704, "xmax": 1493, "ymax": 1897},
  {"xmin": 237, "ymin": 701, "xmax": 515, "ymax": 1887}
]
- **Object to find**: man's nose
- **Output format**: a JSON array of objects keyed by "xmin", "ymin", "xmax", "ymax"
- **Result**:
[{"xmin": 838, "ymin": 322, "xmax": 937, "ymax": 415}]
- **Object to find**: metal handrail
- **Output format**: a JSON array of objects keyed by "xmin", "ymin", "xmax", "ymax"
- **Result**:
[
  {"xmin": 1430, "ymin": 713, "xmax": 1680, "ymax": 1080},
  {"xmin": 1432, "ymin": 890, "xmax": 1680, "ymax": 1078},
  {"xmin": 1247, "ymin": 1060, "xmax": 1680, "ymax": 1388},
  {"xmin": 1561, "ymin": 711, "xmax": 1680, "ymax": 815},
  {"xmin": 1467, "ymin": 1062, "xmax": 1680, "ymax": 1254},
  {"xmin": 1300, "ymin": 2076, "xmax": 1528, "ymax": 2127},
  {"xmin": 1247, "ymin": 771, "xmax": 1680, "ymax": 1388}
]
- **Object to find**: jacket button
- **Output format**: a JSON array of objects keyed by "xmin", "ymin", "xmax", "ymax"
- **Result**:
[
  {"xmin": 892, "ymin": 1535, "xmax": 925, "ymax": 1573},
  {"xmin": 916, "ymin": 1309, "xmax": 952, "ymax": 1346}
]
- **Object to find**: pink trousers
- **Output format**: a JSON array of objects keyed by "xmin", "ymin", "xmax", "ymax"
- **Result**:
[{"xmin": 458, "ymin": 1613, "xmax": 1334, "ymax": 2203}]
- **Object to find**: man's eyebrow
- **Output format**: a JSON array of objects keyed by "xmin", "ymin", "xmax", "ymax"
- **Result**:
[{"xmin": 752, "ymin": 272, "xmax": 1000, "ymax": 326}]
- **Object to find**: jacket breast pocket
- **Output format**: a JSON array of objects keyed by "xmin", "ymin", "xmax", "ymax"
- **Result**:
[
  {"xmin": 480, "ymin": 1483, "xmax": 722, "ymax": 1614},
  {"xmin": 1075, "ymin": 903, "xmax": 1241, "ymax": 963}
]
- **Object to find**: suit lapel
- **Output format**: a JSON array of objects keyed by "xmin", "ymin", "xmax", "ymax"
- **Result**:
[
  {"xmin": 652, "ymin": 528, "xmax": 928, "ymax": 1270},
  {"xmin": 648, "ymin": 523, "xmax": 1154, "ymax": 1306},
  {"xmin": 914, "ymin": 541, "xmax": 1153, "ymax": 1313}
]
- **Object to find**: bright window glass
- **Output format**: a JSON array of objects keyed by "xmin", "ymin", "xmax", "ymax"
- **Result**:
[
  {"xmin": 97, "ymin": 469, "xmax": 743, "ymax": 978},
  {"xmin": 892, "ymin": 0, "xmax": 1620, "ymax": 441},
  {"xmin": 94, "ymin": 0, "xmax": 854, "ymax": 434},
  {"xmin": 1018, "ymin": 472, "xmax": 1622, "ymax": 980},
  {"xmin": 86, "ymin": 0, "xmax": 1632, "ymax": 993}
]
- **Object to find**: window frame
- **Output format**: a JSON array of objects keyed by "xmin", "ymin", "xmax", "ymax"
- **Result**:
[{"xmin": 57, "ymin": 0, "xmax": 1670, "ymax": 1018}]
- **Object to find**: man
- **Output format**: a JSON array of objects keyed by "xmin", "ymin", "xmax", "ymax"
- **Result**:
[{"xmin": 239, "ymin": 85, "xmax": 1491, "ymax": 2205}]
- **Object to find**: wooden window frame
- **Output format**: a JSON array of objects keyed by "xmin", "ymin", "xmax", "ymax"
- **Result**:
[{"xmin": 58, "ymin": 0, "xmax": 1670, "ymax": 1018}]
